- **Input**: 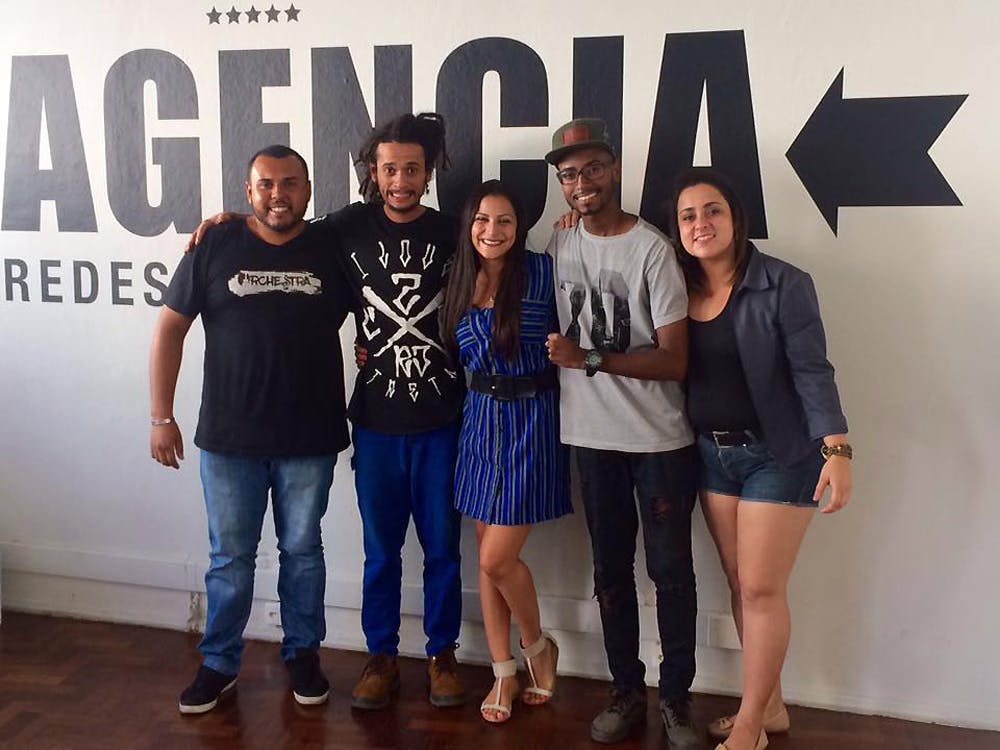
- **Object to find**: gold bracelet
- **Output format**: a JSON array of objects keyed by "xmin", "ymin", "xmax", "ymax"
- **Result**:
[
  {"xmin": 151, "ymin": 417, "xmax": 175, "ymax": 426},
  {"xmin": 821, "ymin": 443, "xmax": 852, "ymax": 460}
]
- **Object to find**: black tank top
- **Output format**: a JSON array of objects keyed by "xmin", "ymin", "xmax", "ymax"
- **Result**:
[{"xmin": 687, "ymin": 294, "xmax": 760, "ymax": 434}]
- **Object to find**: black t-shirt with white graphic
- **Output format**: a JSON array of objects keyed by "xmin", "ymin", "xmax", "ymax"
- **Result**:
[
  {"xmin": 164, "ymin": 220, "xmax": 350, "ymax": 456},
  {"xmin": 320, "ymin": 202, "xmax": 464, "ymax": 434}
]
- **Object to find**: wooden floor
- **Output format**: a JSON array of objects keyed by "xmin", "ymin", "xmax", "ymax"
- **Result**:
[{"xmin": 0, "ymin": 613, "xmax": 995, "ymax": 749}]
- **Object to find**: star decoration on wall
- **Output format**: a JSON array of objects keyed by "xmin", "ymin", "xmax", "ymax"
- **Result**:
[{"xmin": 204, "ymin": 4, "xmax": 301, "ymax": 24}]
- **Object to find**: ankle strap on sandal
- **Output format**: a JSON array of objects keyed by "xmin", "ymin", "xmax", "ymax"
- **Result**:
[
  {"xmin": 492, "ymin": 658, "xmax": 517, "ymax": 678},
  {"xmin": 521, "ymin": 631, "xmax": 555, "ymax": 659}
]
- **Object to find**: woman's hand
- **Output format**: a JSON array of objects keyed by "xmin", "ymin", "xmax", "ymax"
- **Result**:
[
  {"xmin": 814, "ymin": 455, "xmax": 852, "ymax": 513},
  {"xmin": 354, "ymin": 344, "xmax": 368, "ymax": 369},
  {"xmin": 553, "ymin": 209, "xmax": 580, "ymax": 230}
]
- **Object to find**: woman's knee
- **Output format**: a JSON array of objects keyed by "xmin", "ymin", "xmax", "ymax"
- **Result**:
[
  {"xmin": 738, "ymin": 576, "xmax": 784, "ymax": 609},
  {"xmin": 479, "ymin": 550, "xmax": 519, "ymax": 583}
]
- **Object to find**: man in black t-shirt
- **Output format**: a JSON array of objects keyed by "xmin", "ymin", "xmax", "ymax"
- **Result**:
[{"xmin": 150, "ymin": 146, "xmax": 350, "ymax": 714}]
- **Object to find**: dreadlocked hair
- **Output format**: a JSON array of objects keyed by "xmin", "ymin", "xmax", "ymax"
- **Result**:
[{"xmin": 355, "ymin": 112, "xmax": 450, "ymax": 203}]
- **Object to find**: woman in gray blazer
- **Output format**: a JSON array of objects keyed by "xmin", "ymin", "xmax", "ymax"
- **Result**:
[{"xmin": 664, "ymin": 167, "xmax": 852, "ymax": 750}]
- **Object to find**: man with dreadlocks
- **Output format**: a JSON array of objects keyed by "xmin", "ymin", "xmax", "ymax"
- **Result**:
[
  {"xmin": 324, "ymin": 112, "xmax": 467, "ymax": 711},
  {"xmin": 186, "ymin": 113, "xmax": 466, "ymax": 710}
]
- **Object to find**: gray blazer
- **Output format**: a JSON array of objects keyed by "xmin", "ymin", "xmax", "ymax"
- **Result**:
[{"xmin": 730, "ymin": 244, "xmax": 848, "ymax": 466}]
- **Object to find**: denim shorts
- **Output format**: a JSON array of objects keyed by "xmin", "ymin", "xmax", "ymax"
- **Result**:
[{"xmin": 696, "ymin": 432, "xmax": 824, "ymax": 506}]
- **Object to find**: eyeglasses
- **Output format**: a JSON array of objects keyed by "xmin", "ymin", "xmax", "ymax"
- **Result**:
[{"xmin": 555, "ymin": 161, "xmax": 613, "ymax": 185}]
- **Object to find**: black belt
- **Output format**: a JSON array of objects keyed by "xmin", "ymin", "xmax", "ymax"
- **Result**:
[
  {"xmin": 706, "ymin": 429, "xmax": 759, "ymax": 447},
  {"xmin": 469, "ymin": 368, "xmax": 558, "ymax": 401}
]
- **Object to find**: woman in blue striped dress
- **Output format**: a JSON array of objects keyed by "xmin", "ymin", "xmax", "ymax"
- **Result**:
[{"xmin": 440, "ymin": 180, "xmax": 572, "ymax": 724}]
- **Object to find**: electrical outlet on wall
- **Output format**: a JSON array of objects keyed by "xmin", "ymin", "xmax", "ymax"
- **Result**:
[
  {"xmin": 706, "ymin": 612, "xmax": 741, "ymax": 651},
  {"xmin": 264, "ymin": 601, "xmax": 281, "ymax": 628},
  {"xmin": 186, "ymin": 592, "xmax": 206, "ymax": 632}
]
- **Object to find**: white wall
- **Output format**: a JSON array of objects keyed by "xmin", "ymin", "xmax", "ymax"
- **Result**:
[{"xmin": 1, "ymin": 0, "xmax": 997, "ymax": 732}]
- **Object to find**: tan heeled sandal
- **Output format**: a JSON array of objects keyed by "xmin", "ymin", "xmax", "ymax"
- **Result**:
[
  {"xmin": 709, "ymin": 705, "xmax": 789, "ymax": 739},
  {"xmin": 716, "ymin": 729, "xmax": 768, "ymax": 750},
  {"xmin": 481, "ymin": 658, "xmax": 519, "ymax": 723},
  {"xmin": 520, "ymin": 631, "xmax": 558, "ymax": 705}
]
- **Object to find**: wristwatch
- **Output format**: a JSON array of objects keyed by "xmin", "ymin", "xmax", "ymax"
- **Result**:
[
  {"xmin": 584, "ymin": 349, "xmax": 604, "ymax": 377},
  {"xmin": 821, "ymin": 443, "xmax": 853, "ymax": 460}
]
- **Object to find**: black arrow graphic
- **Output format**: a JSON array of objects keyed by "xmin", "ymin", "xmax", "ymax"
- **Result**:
[{"xmin": 786, "ymin": 69, "xmax": 966, "ymax": 234}]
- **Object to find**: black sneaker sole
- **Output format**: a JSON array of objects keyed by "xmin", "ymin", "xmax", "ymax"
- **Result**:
[{"xmin": 178, "ymin": 678, "xmax": 237, "ymax": 715}]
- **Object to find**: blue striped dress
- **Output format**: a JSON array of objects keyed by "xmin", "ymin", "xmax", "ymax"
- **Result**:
[{"xmin": 453, "ymin": 251, "xmax": 572, "ymax": 525}]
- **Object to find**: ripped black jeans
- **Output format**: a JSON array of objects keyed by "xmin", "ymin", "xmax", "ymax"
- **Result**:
[{"xmin": 575, "ymin": 444, "xmax": 698, "ymax": 701}]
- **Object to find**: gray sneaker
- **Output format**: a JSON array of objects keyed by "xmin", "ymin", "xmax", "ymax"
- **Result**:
[
  {"xmin": 660, "ymin": 696, "xmax": 704, "ymax": 749},
  {"xmin": 591, "ymin": 688, "xmax": 647, "ymax": 743}
]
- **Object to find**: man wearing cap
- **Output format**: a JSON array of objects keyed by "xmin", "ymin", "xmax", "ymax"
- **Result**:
[{"xmin": 544, "ymin": 119, "xmax": 701, "ymax": 748}]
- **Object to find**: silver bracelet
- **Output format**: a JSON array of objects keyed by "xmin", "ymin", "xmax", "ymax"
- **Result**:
[{"xmin": 151, "ymin": 417, "xmax": 175, "ymax": 426}]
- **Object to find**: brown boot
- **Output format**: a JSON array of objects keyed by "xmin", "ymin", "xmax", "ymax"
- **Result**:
[
  {"xmin": 351, "ymin": 653, "xmax": 399, "ymax": 710},
  {"xmin": 427, "ymin": 644, "xmax": 467, "ymax": 707}
]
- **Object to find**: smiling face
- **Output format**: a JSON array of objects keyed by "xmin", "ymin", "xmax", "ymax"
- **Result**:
[
  {"xmin": 676, "ymin": 182, "xmax": 737, "ymax": 264},
  {"xmin": 370, "ymin": 141, "xmax": 430, "ymax": 222},
  {"xmin": 556, "ymin": 146, "xmax": 619, "ymax": 218},
  {"xmin": 245, "ymin": 154, "xmax": 311, "ymax": 236},
  {"xmin": 470, "ymin": 194, "xmax": 517, "ymax": 263}
]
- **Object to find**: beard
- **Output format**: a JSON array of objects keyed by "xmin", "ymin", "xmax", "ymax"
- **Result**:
[{"xmin": 253, "ymin": 203, "xmax": 302, "ymax": 233}]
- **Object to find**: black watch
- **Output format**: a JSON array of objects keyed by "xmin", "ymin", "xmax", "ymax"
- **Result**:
[{"xmin": 584, "ymin": 349, "xmax": 604, "ymax": 377}]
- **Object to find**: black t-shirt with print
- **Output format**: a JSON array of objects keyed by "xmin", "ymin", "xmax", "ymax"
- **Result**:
[
  {"xmin": 163, "ymin": 220, "xmax": 351, "ymax": 456},
  {"xmin": 320, "ymin": 202, "xmax": 465, "ymax": 434}
]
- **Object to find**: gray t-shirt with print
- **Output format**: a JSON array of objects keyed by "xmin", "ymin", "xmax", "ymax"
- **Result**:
[{"xmin": 546, "ymin": 218, "xmax": 694, "ymax": 452}]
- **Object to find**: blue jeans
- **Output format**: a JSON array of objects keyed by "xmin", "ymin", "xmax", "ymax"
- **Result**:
[
  {"xmin": 575, "ymin": 444, "xmax": 699, "ymax": 700},
  {"xmin": 353, "ymin": 423, "xmax": 462, "ymax": 657},
  {"xmin": 198, "ymin": 450, "xmax": 336, "ymax": 675}
]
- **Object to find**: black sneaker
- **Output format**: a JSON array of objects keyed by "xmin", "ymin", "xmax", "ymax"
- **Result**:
[
  {"xmin": 178, "ymin": 665, "xmax": 237, "ymax": 714},
  {"xmin": 590, "ymin": 688, "xmax": 648, "ymax": 743},
  {"xmin": 286, "ymin": 649, "xmax": 330, "ymax": 706},
  {"xmin": 660, "ymin": 696, "xmax": 703, "ymax": 749}
]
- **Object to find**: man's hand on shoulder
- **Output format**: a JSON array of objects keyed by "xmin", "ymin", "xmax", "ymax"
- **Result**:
[{"xmin": 184, "ymin": 212, "xmax": 246, "ymax": 253}]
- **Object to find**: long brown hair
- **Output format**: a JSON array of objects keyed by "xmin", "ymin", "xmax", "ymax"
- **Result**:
[
  {"xmin": 661, "ymin": 167, "xmax": 751, "ymax": 294},
  {"xmin": 440, "ymin": 180, "xmax": 527, "ymax": 363}
]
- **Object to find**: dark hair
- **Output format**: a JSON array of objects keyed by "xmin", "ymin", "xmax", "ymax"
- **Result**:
[
  {"xmin": 355, "ymin": 112, "xmax": 450, "ymax": 203},
  {"xmin": 662, "ymin": 167, "xmax": 751, "ymax": 294},
  {"xmin": 246, "ymin": 144, "xmax": 309, "ymax": 181},
  {"xmin": 440, "ymin": 180, "xmax": 526, "ymax": 363}
]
